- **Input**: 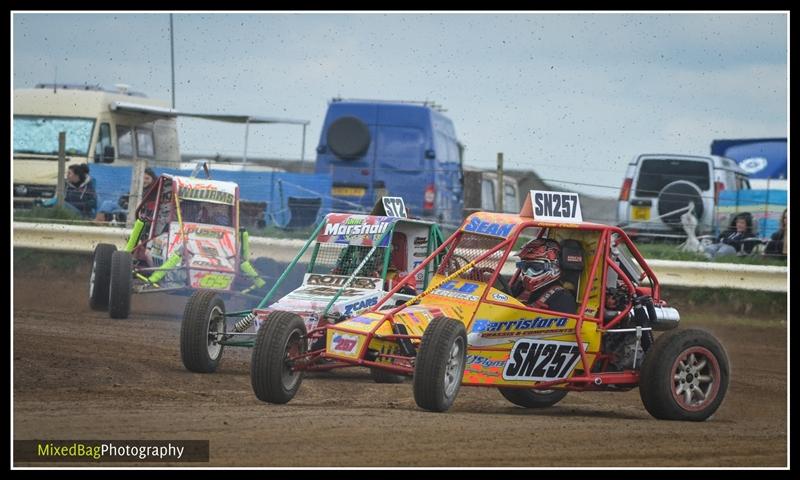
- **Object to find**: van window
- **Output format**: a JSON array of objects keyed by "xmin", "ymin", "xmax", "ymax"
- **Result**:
[
  {"xmin": 482, "ymin": 179, "xmax": 495, "ymax": 211},
  {"xmin": 635, "ymin": 159, "xmax": 710, "ymax": 197},
  {"xmin": 136, "ymin": 128, "xmax": 155, "ymax": 158},
  {"xmin": 504, "ymin": 183, "xmax": 518, "ymax": 212},
  {"xmin": 434, "ymin": 131, "xmax": 449, "ymax": 162},
  {"xmin": 13, "ymin": 116, "xmax": 94, "ymax": 156},
  {"xmin": 378, "ymin": 126, "xmax": 424, "ymax": 171},
  {"xmin": 117, "ymin": 126, "xmax": 134, "ymax": 158},
  {"xmin": 95, "ymin": 123, "xmax": 112, "ymax": 157}
]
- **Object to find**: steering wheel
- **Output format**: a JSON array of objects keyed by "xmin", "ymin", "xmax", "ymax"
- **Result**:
[
  {"xmin": 466, "ymin": 267, "xmax": 512, "ymax": 294},
  {"xmin": 445, "ymin": 254, "xmax": 470, "ymax": 273}
]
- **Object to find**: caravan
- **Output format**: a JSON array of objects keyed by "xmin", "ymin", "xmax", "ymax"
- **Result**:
[{"xmin": 13, "ymin": 83, "xmax": 180, "ymax": 206}]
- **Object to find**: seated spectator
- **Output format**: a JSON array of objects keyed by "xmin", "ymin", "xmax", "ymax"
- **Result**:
[
  {"xmin": 764, "ymin": 208, "xmax": 787, "ymax": 258},
  {"xmin": 703, "ymin": 213, "xmax": 757, "ymax": 259},
  {"xmin": 41, "ymin": 163, "xmax": 97, "ymax": 218},
  {"xmin": 95, "ymin": 167, "xmax": 157, "ymax": 223}
]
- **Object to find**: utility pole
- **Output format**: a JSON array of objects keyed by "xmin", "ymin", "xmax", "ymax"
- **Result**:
[
  {"xmin": 170, "ymin": 13, "xmax": 176, "ymax": 109},
  {"xmin": 55, "ymin": 132, "xmax": 66, "ymax": 208},
  {"xmin": 497, "ymin": 152, "xmax": 504, "ymax": 213}
]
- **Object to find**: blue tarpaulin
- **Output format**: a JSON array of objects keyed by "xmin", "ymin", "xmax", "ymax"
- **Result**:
[
  {"xmin": 711, "ymin": 138, "xmax": 787, "ymax": 180},
  {"xmin": 717, "ymin": 189, "xmax": 787, "ymax": 239},
  {"xmin": 89, "ymin": 164, "xmax": 333, "ymax": 227}
]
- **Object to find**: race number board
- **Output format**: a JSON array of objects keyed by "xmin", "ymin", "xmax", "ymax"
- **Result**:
[
  {"xmin": 371, "ymin": 196, "xmax": 408, "ymax": 218},
  {"xmin": 520, "ymin": 190, "xmax": 583, "ymax": 224}
]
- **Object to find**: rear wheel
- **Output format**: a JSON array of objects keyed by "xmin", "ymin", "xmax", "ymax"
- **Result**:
[
  {"xmin": 108, "ymin": 251, "xmax": 133, "ymax": 319},
  {"xmin": 89, "ymin": 243, "xmax": 116, "ymax": 311},
  {"xmin": 180, "ymin": 290, "xmax": 226, "ymax": 373},
  {"xmin": 498, "ymin": 388, "xmax": 568, "ymax": 408},
  {"xmin": 413, "ymin": 316, "xmax": 467, "ymax": 412},
  {"xmin": 639, "ymin": 328, "xmax": 729, "ymax": 421},
  {"xmin": 251, "ymin": 311, "xmax": 307, "ymax": 404},
  {"xmin": 370, "ymin": 368, "xmax": 406, "ymax": 384}
]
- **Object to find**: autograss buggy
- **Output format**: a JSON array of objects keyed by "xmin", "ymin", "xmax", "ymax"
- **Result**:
[
  {"xmin": 180, "ymin": 199, "xmax": 444, "ymax": 379},
  {"xmin": 89, "ymin": 174, "xmax": 267, "ymax": 319},
  {"xmin": 251, "ymin": 190, "xmax": 730, "ymax": 421}
]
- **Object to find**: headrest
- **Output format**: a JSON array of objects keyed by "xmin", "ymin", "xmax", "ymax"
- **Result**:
[{"xmin": 560, "ymin": 239, "xmax": 584, "ymax": 272}]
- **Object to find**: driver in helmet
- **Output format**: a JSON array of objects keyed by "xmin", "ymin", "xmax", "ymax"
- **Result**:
[{"xmin": 510, "ymin": 238, "xmax": 577, "ymax": 314}]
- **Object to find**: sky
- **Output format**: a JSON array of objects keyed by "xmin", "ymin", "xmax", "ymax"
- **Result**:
[{"xmin": 12, "ymin": 12, "xmax": 788, "ymax": 198}]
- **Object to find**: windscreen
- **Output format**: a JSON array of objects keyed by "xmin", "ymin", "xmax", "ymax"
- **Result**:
[
  {"xmin": 435, "ymin": 232, "xmax": 507, "ymax": 281},
  {"xmin": 14, "ymin": 116, "xmax": 95, "ymax": 156},
  {"xmin": 310, "ymin": 243, "xmax": 389, "ymax": 279},
  {"xmin": 635, "ymin": 159, "xmax": 710, "ymax": 197}
]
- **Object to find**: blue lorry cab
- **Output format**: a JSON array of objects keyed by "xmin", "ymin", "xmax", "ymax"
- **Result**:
[{"xmin": 314, "ymin": 99, "xmax": 464, "ymax": 226}]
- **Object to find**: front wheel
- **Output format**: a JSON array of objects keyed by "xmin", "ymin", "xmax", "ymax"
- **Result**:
[
  {"xmin": 108, "ymin": 251, "xmax": 133, "ymax": 319},
  {"xmin": 180, "ymin": 290, "xmax": 226, "ymax": 373},
  {"xmin": 89, "ymin": 243, "xmax": 116, "ymax": 310},
  {"xmin": 639, "ymin": 328, "xmax": 730, "ymax": 421},
  {"xmin": 251, "ymin": 311, "xmax": 307, "ymax": 404},
  {"xmin": 413, "ymin": 316, "xmax": 467, "ymax": 412},
  {"xmin": 498, "ymin": 388, "xmax": 567, "ymax": 408}
]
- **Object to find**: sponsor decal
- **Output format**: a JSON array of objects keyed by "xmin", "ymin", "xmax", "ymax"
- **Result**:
[
  {"xmin": 324, "ymin": 220, "xmax": 390, "ymax": 237},
  {"xmin": 414, "ymin": 236, "xmax": 429, "ymax": 245},
  {"xmin": 463, "ymin": 217, "xmax": 514, "ymax": 237},
  {"xmin": 531, "ymin": 190, "xmax": 583, "ymax": 223},
  {"xmin": 349, "ymin": 316, "xmax": 380, "ymax": 325},
  {"xmin": 466, "ymin": 355, "xmax": 506, "ymax": 369},
  {"xmin": 343, "ymin": 296, "xmax": 379, "ymax": 317},
  {"xmin": 300, "ymin": 286, "xmax": 365, "ymax": 297},
  {"xmin": 433, "ymin": 280, "xmax": 481, "ymax": 302},
  {"xmin": 306, "ymin": 274, "xmax": 378, "ymax": 290},
  {"xmin": 331, "ymin": 333, "xmax": 360, "ymax": 354},
  {"xmin": 491, "ymin": 293, "xmax": 509, "ymax": 301},
  {"xmin": 471, "ymin": 317, "xmax": 569, "ymax": 334},
  {"xmin": 503, "ymin": 339, "xmax": 583, "ymax": 381},
  {"xmin": 738, "ymin": 157, "xmax": 768, "ymax": 174},
  {"xmin": 178, "ymin": 186, "xmax": 235, "ymax": 205}
]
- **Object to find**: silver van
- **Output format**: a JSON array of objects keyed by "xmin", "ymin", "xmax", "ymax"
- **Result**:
[{"xmin": 617, "ymin": 154, "xmax": 751, "ymax": 238}]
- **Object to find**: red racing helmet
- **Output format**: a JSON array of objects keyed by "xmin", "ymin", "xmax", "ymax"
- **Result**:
[{"xmin": 515, "ymin": 238, "xmax": 562, "ymax": 294}]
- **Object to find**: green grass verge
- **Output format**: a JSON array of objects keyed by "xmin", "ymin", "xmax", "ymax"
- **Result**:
[
  {"xmin": 14, "ymin": 206, "xmax": 86, "ymax": 224},
  {"xmin": 14, "ymin": 248, "xmax": 89, "ymax": 274}
]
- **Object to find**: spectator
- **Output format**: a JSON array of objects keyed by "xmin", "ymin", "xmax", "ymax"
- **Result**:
[
  {"xmin": 764, "ymin": 208, "xmax": 787, "ymax": 258},
  {"xmin": 95, "ymin": 167, "xmax": 157, "ymax": 223},
  {"xmin": 42, "ymin": 163, "xmax": 96, "ymax": 218},
  {"xmin": 703, "ymin": 213, "xmax": 757, "ymax": 259}
]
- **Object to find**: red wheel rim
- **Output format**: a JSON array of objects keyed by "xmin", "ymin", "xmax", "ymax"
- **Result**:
[{"xmin": 670, "ymin": 346, "xmax": 721, "ymax": 412}]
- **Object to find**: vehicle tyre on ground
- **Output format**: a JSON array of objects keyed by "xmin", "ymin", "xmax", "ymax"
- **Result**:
[
  {"xmin": 108, "ymin": 250, "xmax": 133, "ymax": 319},
  {"xmin": 181, "ymin": 290, "xmax": 226, "ymax": 373},
  {"xmin": 89, "ymin": 243, "xmax": 116, "ymax": 311},
  {"xmin": 413, "ymin": 316, "xmax": 467, "ymax": 412},
  {"xmin": 639, "ymin": 328, "xmax": 730, "ymax": 421},
  {"xmin": 251, "ymin": 311, "xmax": 307, "ymax": 404},
  {"xmin": 498, "ymin": 388, "xmax": 568, "ymax": 408}
]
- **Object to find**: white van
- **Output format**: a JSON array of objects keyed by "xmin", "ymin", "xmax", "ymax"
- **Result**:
[
  {"xmin": 617, "ymin": 154, "xmax": 751, "ymax": 238},
  {"xmin": 13, "ymin": 84, "xmax": 180, "ymax": 206}
]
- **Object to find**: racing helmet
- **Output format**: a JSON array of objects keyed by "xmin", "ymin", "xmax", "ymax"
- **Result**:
[{"xmin": 515, "ymin": 238, "xmax": 562, "ymax": 294}]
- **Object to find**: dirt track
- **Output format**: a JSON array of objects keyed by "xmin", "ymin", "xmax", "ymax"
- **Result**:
[{"xmin": 13, "ymin": 266, "xmax": 788, "ymax": 467}]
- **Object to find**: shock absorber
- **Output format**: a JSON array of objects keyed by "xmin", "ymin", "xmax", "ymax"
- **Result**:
[{"xmin": 233, "ymin": 312, "xmax": 256, "ymax": 332}]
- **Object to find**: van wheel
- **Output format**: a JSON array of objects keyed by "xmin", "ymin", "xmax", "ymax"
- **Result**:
[
  {"xmin": 658, "ymin": 180, "xmax": 704, "ymax": 229},
  {"xmin": 327, "ymin": 116, "xmax": 371, "ymax": 159}
]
